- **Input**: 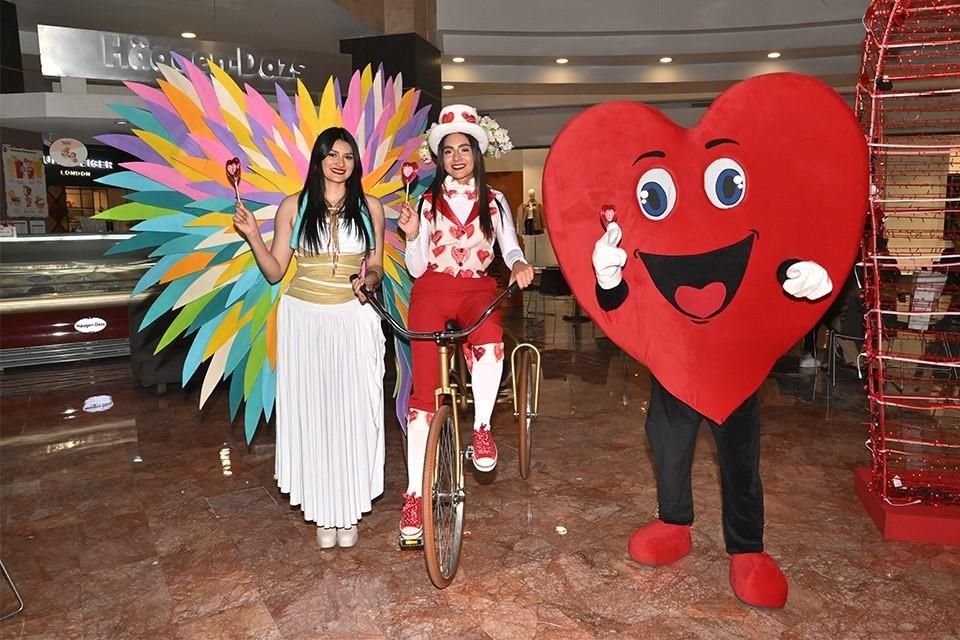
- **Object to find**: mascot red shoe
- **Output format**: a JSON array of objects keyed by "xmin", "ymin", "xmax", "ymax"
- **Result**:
[{"xmin": 543, "ymin": 73, "xmax": 867, "ymax": 608}]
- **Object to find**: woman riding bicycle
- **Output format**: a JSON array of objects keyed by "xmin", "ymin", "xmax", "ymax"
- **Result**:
[{"xmin": 396, "ymin": 104, "xmax": 534, "ymax": 542}]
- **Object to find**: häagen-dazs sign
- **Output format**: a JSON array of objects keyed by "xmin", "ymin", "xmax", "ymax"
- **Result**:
[
  {"xmin": 74, "ymin": 317, "xmax": 108, "ymax": 334},
  {"xmin": 37, "ymin": 25, "xmax": 350, "ymax": 91}
]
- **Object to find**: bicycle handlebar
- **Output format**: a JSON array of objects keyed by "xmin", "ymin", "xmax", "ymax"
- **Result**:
[{"xmin": 350, "ymin": 274, "xmax": 518, "ymax": 343}]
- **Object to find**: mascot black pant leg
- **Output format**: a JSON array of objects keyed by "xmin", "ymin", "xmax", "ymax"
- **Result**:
[
  {"xmin": 646, "ymin": 377, "xmax": 764, "ymax": 554},
  {"xmin": 633, "ymin": 376, "xmax": 785, "ymax": 608}
]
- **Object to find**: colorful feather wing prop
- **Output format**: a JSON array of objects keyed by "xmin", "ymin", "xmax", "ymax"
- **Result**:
[{"xmin": 97, "ymin": 56, "xmax": 429, "ymax": 441}]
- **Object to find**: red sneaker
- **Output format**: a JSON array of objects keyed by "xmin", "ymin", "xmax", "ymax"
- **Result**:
[
  {"xmin": 472, "ymin": 427, "xmax": 498, "ymax": 472},
  {"xmin": 729, "ymin": 552, "xmax": 788, "ymax": 608},
  {"xmin": 399, "ymin": 493, "xmax": 422, "ymax": 540},
  {"xmin": 627, "ymin": 520, "xmax": 692, "ymax": 566}
]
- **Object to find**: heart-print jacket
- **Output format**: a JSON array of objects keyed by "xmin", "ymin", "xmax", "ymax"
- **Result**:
[{"xmin": 405, "ymin": 179, "xmax": 526, "ymax": 279}]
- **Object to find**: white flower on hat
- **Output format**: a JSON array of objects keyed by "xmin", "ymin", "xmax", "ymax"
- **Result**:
[{"xmin": 479, "ymin": 115, "xmax": 513, "ymax": 159}]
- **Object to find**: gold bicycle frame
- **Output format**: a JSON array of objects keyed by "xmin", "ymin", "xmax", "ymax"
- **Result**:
[
  {"xmin": 428, "ymin": 340, "xmax": 542, "ymax": 481},
  {"xmin": 451, "ymin": 332, "xmax": 538, "ymax": 408},
  {"xmin": 434, "ymin": 343, "xmax": 463, "ymax": 472}
]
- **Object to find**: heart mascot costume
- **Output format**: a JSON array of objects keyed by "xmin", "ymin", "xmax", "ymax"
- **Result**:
[{"xmin": 542, "ymin": 73, "xmax": 867, "ymax": 608}]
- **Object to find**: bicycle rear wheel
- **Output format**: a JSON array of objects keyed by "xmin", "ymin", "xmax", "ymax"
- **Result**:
[
  {"xmin": 516, "ymin": 350, "xmax": 534, "ymax": 479},
  {"xmin": 421, "ymin": 405, "xmax": 465, "ymax": 588}
]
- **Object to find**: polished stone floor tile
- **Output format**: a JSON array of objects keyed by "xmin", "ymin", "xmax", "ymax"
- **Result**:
[{"xmin": 1, "ymin": 295, "xmax": 959, "ymax": 638}]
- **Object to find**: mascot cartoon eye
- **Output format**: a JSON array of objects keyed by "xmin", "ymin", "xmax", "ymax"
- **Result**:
[
  {"xmin": 636, "ymin": 168, "xmax": 677, "ymax": 220},
  {"xmin": 704, "ymin": 158, "xmax": 746, "ymax": 209}
]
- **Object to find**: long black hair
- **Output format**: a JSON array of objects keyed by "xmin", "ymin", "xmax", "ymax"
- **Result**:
[
  {"xmin": 296, "ymin": 127, "xmax": 371, "ymax": 254},
  {"xmin": 429, "ymin": 133, "xmax": 497, "ymax": 241}
]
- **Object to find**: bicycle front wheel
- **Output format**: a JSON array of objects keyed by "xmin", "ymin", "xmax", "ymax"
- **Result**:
[{"xmin": 422, "ymin": 405, "xmax": 465, "ymax": 588}]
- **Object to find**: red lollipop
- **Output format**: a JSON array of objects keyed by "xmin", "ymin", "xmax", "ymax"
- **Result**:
[
  {"xmin": 401, "ymin": 161, "xmax": 418, "ymax": 184},
  {"xmin": 401, "ymin": 161, "xmax": 418, "ymax": 202},
  {"xmin": 225, "ymin": 157, "xmax": 242, "ymax": 202},
  {"xmin": 599, "ymin": 203, "xmax": 617, "ymax": 230}
]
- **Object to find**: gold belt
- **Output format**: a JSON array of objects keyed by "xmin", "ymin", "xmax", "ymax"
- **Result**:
[{"xmin": 286, "ymin": 253, "xmax": 364, "ymax": 305}]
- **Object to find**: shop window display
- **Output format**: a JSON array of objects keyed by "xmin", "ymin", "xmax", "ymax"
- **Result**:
[{"xmin": 65, "ymin": 186, "xmax": 110, "ymax": 232}]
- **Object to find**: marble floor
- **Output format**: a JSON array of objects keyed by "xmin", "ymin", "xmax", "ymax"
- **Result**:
[{"xmin": 1, "ymin": 294, "xmax": 958, "ymax": 639}]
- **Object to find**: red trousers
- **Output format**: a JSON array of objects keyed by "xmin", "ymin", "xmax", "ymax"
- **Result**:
[{"xmin": 408, "ymin": 272, "xmax": 503, "ymax": 413}]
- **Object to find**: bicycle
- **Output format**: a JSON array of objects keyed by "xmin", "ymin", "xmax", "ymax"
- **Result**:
[{"xmin": 353, "ymin": 275, "xmax": 541, "ymax": 588}]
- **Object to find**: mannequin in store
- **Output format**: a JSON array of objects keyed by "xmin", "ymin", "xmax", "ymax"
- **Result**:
[{"xmin": 516, "ymin": 188, "xmax": 545, "ymax": 235}]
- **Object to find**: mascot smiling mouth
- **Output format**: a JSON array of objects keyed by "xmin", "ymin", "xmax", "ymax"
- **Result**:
[{"xmin": 634, "ymin": 231, "xmax": 757, "ymax": 322}]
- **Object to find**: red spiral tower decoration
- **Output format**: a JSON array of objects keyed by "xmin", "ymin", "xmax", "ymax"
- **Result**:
[{"xmin": 856, "ymin": 0, "xmax": 960, "ymax": 544}]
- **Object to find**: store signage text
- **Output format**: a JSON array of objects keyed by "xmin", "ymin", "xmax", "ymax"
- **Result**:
[
  {"xmin": 43, "ymin": 143, "xmax": 133, "ymax": 186},
  {"xmin": 100, "ymin": 33, "xmax": 306, "ymax": 83},
  {"xmin": 44, "ymin": 156, "xmax": 113, "ymax": 171},
  {"xmin": 37, "ymin": 25, "xmax": 346, "ymax": 91},
  {"xmin": 74, "ymin": 317, "xmax": 108, "ymax": 334},
  {"xmin": 43, "ymin": 155, "xmax": 113, "ymax": 180}
]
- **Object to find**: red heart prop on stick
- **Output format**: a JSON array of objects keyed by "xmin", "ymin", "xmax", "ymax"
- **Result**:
[
  {"xmin": 401, "ymin": 161, "xmax": 418, "ymax": 184},
  {"xmin": 542, "ymin": 73, "xmax": 867, "ymax": 422},
  {"xmin": 225, "ymin": 157, "xmax": 242, "ymax": 201},
  {"xmin": 599, "ymin": 204, "xmax": 617, "ymax": 230},
  {"xmin": 401, "ymin": 160, "xmax": 418, "ymax": 202}
]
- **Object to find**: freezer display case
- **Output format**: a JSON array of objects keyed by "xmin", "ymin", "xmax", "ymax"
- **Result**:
[{"xmin": 0, "ymin": 234, "xmax": 153, "ymax": 368}]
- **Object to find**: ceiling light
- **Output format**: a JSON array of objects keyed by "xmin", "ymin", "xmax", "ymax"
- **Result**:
[
  {"xmin": 181, "ymin": 32, "xmax": 197, "ymax": 39},
  {"xmin": 659, "ymin": 56, "xmax": 673, "ymax": 64},
  {"xmin": 442, "ymin": 84, "xmax": 455, "ymax": 90},
  {"xmin": 767, "ymin": 51, "xmax": 781, "ymax": 59},
  {"xmin": 452, "ymin": 56, "xmax": 465, "ymax": 63},
  {"xmin": 556, "ymin": 58, "xmax": 569, "ymax": 64}
]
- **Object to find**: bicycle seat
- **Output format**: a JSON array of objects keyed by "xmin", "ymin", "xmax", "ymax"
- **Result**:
[{"xmin": 444, "ymin": 320, "xmax": 461, "ymax": 333}]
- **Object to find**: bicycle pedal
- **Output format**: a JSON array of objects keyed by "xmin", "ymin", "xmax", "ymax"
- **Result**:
[{"xmin": 398, "ymin": 536, "xmax": 423, "ymax": 550}]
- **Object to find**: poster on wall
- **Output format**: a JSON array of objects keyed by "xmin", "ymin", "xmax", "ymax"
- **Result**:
[{"xmin": 2, "ymin": 145, "xmax": 48, "ymax": 218}]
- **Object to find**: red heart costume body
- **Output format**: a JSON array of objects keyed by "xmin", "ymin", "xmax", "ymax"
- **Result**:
[
  {"xmin": 542, "ymin": 73, "xmax": 868, "ymax": 608},
  {"xmin": 398, "ymin": 104, "xmax": 531, "ymax": 542}
]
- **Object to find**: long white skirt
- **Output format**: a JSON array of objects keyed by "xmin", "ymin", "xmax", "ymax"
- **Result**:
[{"xmin": 275, "ymin": 295, "xmax": 385, "ymax": 528}]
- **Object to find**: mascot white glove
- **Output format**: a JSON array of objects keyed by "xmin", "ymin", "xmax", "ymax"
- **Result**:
[
  {"xmin": 782, "ymin": 260, "xmax": 833, "ymax": 301},
  {"xmin": 593, "ymin": 222, "xmax": 627, "ymax": 290}
]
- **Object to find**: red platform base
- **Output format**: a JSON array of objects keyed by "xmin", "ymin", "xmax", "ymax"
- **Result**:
[{"xmin": 854, "ymin": 467, "xmax": 960, "ymax": 546}]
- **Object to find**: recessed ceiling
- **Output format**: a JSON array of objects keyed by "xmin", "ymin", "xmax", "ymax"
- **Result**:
[{"xmin": 435, "ymin": 0, "xmax": 869, "ymax": 144}]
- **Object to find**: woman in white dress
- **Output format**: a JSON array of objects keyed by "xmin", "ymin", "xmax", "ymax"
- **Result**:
[{"xmin": 233, "ymin": 127, "xmax": 386, "ymax": 549}]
